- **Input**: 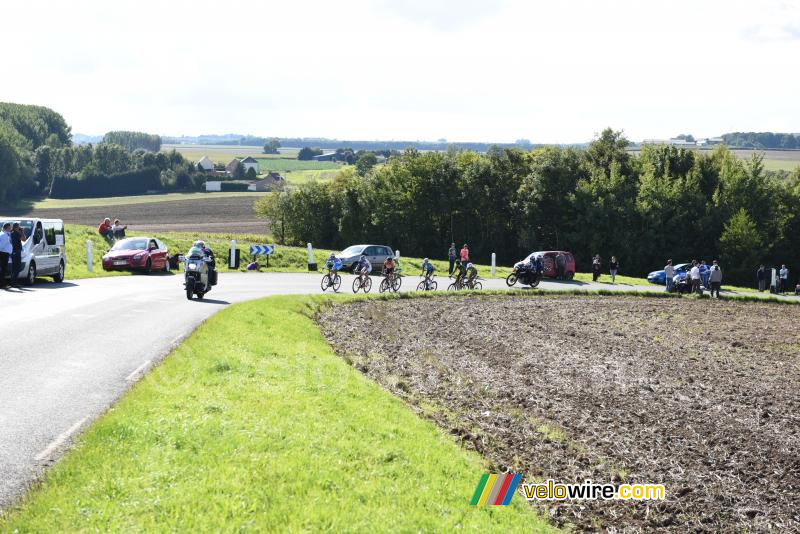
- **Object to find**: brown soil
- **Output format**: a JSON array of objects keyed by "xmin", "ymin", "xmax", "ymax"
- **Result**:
[
  {"xmin": 318, "ymin": 294, "xmax": 800, "ymax": 532},
  {"xmin": 23, "ymin": 196, "xmax": 266, "ymax": 235}
]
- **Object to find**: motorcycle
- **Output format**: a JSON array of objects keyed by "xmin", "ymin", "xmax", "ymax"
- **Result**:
[
  {"xmin": 506, "ymin": 261, "xmax": 542, "ymax": 288},
  {"xmin": 180, "ymin": 254, "xmax": 215, "ymax": 300}
]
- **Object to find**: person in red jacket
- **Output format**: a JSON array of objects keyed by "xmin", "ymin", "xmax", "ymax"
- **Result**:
[
  {"xmin": 98, "ymin": 218, "xmax": 114, "ymax": 243},
  {"xmin": 460, "ymin": 244, "xmax": 470, "ymax": 264}
]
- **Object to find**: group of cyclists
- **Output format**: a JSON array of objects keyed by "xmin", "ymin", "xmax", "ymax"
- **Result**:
[{"xmin": 322, "ymin": 251, "xmax": 479, "ymax": 293}]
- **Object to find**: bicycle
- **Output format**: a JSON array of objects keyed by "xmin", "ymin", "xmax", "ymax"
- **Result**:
[
  {"xmin": 379, "ymin": 269, "xmax": 402, "ymax": 293},
  {"xmin": 416, "ymin": 274, "xmax": 438, "ymax": 291},
  {"xmin": 447, "ymin": 274, "xmax": 466, "ymax": 291},
  {"xmin": 320, "ymin": 270, "xmax": 342, "ymax": 292},
  {"xmin": 352, "ymin": 271, "xmax": 372, "ymax": 293}
]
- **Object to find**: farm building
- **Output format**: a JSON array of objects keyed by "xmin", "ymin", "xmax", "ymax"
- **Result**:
[
  {"xmin": 312, "ymin": 152, "xmax": 338, "ymax": 162},
  {"xmin": 248, "ymin": 172, "xmax": 285, "ymax": 191},
  {"xmin": 197, "ymin": 156, "xmax": 215, "ymax": 172},
  {"xmin": 225, "ymin": 157, "xmax": 260, "ymax": 175}
]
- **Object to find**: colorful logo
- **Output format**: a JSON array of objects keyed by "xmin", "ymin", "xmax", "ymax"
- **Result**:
[{"xmin": 470, "ymin": 474, "xmax": 522, "ymax": 505}]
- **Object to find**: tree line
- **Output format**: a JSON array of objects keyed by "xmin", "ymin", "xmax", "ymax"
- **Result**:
[
  {"xmin": 721, "ymin": 132, "xmax": 799, "ymax": 150},
  {"xmin": 0, "ymin": 102, "xmax": 204, "ymax": 201},
  {"xmin": 256, "ymin": 129, "xmax": 800, "ymax": 285}
]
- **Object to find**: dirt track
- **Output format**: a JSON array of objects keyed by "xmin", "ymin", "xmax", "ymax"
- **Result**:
[
  {"xmin": 24, "ymin": 196, "xmax": 266, "ymax": 235},
  {"xmin": 319, "ymin": 295, "xmax": 800, "ymax": 532}
]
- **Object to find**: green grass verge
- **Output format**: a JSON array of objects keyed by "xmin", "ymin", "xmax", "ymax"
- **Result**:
[{"xmin": 0, "ymin": 294, "xmax": 553, "ymax": 532}]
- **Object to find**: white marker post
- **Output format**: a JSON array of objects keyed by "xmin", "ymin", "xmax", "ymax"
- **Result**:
[
  {"xmin": 491, "ymin": 253, "xmax": 496, "ymax": 277},
  {"xmin": 86, "ymin": 240, "xmax": 93, "ymax": 272},
  {"xmin": 395, "ymin": 249, "xmax": 400, "ymax": 261},
  {"xmin": 230, "ymin": 239, "xmax": 237, "ymax": 268},
  {"xmin": 307, "ymin": 243, "xmax": 317, "ymax": 271}
]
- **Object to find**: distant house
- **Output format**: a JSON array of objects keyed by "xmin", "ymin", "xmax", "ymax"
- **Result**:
[
  {"xmin": 248, "ymin": 172, "xmax": 285, "ymax": 191},
  {"xmin": 312, "ymin": 152, "xmax": 338, "ymax": 162},
  {"xmin": 197, "ymin": 156, "xmax": 215, "ymax": 172},
  {"xmin": 226, "ymin": 157, "xmax": 260, "ymax": 176}
]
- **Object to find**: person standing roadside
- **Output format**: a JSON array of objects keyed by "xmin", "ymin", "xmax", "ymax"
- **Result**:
[
  {"xmin": 709, "ymin": 260, "xmax": 723, "ymax": 298},
  {"xmin": 689, "ymin": 260, "xmax": 702, "ymax": 294},
  {"xmin": 779, "ymin": 264, "xmax": 789, "ymax": 294},
  {"xmin": 448, "ymin": 243, "xmax": 457, "ymax": 275},
  {"xmin": 460, "ymin": 244, "xmax": 470, "ymax": 266},
  {"xmin": 664, "ymin": 259, "xmax": 675, "ymax": 292},
  {"xmin": 757, "ymin": 265, "xmax": 766, "ymax": 292},
  {"xmin": 609, "ymin": 256, "xmax": 619, "ymax": 284},
  {"xmin": 699, "ymin": 260, "xmax": 709, "ymax": 289},
  {"xmin": 0, "ymin": 223, "xmax": 12, "ymax": 288},
  {"xmin": 555, "ymin": 252, "xmax": 566, "ymax": 280},
  {"xmin": 10, "ymin": 222, "xmax": 24, "ymax": 286},
  {"xmin": 592, "ymin": 255, "xmax": 602, "ymax": 282}
]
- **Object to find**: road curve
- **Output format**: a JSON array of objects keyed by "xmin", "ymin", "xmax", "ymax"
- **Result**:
[{"xmin": 0, "ymin": 272, "xmax": 791, "ymax": 508}]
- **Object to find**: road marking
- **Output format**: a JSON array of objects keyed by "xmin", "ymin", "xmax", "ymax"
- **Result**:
[
  {"xmin": 126, "ymin": 359, "xmax": 152, "ymax": 382},
  {"xmin": 35, "ymin": 417, "xmax": 89, "ymax": 461}
]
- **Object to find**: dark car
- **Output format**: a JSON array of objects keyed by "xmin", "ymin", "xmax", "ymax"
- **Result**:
[
  {"xmin": 337, "ymin": 244, "xmax": 395, "ymax": 272},
  {"xmin": 525, "ymin": 251, "xmax": 576, "ymax": 279},
  {"xmin": 647, "ymin": 262, "xmax": 691, "ymax": 285},
  {"xmin": 102, "ymin": 237, "xmax": 169, "ymax": 274}
]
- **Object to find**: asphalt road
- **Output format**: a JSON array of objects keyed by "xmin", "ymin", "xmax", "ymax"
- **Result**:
[{"xmin": 0, "ymin": 272, "xmax": 792, "ymax": 509}]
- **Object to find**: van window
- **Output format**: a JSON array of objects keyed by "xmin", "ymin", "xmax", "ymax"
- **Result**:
[
  {"xmin": 33, "ymin": 222, "xmax": 44, "ymax": 245},
  {"xmin": 54, "ymin": 222, "xmax": 65, "ymax": 246},
  {"xmin": 44, "ymin": 222, "xmax": 57, "ymax": 245}
]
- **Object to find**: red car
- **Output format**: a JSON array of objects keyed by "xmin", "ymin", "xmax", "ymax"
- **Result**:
[
  {"xmin": 102, "ymin": 237, "xmax": 169, "ymax": 273},
  {"xmin": 526, "ymin": 250, "xmax": 576, "ymax": 279}
]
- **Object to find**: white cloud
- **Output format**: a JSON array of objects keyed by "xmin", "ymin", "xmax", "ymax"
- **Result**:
[{"xmin": 0, "ymin": 0, "xmax": 798, "ymax": 143}]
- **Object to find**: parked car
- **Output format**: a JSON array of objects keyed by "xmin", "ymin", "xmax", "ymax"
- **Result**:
[
  {"xmin": 524, "ymin": 251, "xmax": 576, "ymax": 279},
  {"xmin": 337, "ymin": 244, "xmax": 395, "ymax": 272},
  {"xmin": 647, "ymin": 262, "xmax": 691, "ymax": 285},
  {"xmin": 0, "ymin": 217, "xmax": 67, "ymax": 285},
  {"xmin": 102, "ymin": 237, "xmax": 169, "ymax": 274}
]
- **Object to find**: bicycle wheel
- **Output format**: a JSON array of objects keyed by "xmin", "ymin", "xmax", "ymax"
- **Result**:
[
  {"xmin": 321, "ymin": 274, "xmax": 330, "ymax": 291},
  {"xmin": 352, "ymin": 277, "xmax": 361, "ymax": 293},
  {"xmin": 332, "ymin": 274, "xmax": 342, "ymax": 292},
  {"xmin": 472, "ymin": 281, "xmax": 482, "ymax": 290},
  {"xmin": 379, "ymin": 278, "xmax": 390, "ymax": 293},
  {"xmin": 431, "ymin": 280, "xmax": 438, "ymax": 290},
  {"xmin": 363, "ymin": 276, "xmax": 372, "ymax": 293},
  {"xmin": 447, "ymin": 282, "xmax": 456, "ymax": 291},
  {"xmin": 392, "ymin": 275, "xmax": 402, "ymax": 292},
  {"xmin": 416, "ymin": 280, "xmax": 426, "ymax": 291}
]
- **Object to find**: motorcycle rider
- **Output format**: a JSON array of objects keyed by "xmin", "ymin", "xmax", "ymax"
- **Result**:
[
  {"xmin": 527, "ymin": 254, "xmax": 543, "ymax": 275},
  {"xmin": 191, "ymin": 240, "xmax": 217, "ymax": 285}
]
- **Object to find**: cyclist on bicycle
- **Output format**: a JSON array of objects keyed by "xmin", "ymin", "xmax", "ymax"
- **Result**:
[
  {"xmin": 421, "ymin": 258, "xmax": 435, "ymax": 289},
  {"xmin": 383, "ymin": 256, "xmax": 395, "ymax": 277},
  {"xmin": 326, "ymin": 252, "xmax": 342, "ymax": 274},
  {"xmin": 357, "ymin": 253, "xmax": 372, "ymax": 277}
]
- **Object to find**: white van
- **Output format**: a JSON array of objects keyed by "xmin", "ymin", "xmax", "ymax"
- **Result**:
[{"xmin": 0, "ymin": 217, "xmax": 67, "ymax": 284}]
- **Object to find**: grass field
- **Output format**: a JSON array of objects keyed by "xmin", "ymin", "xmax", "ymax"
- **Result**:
[
  {"xmin": 163, "ymin": 144, "xmax": 299, "ymax": 162},
  {"xmin": 0, "ymin": 294, "xmax": 552, "ymax": 532},
  {"xmin": 282, "ymin": 168, "xmax": 343, "ymax": 184},
  {"xmin": 9, "ymin": 191, "xmax": 260, "ymax": 211}
]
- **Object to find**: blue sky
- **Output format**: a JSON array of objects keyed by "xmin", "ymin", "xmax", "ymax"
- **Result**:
[{"xmin": 1, "ymin": 0, "xmax": 798, "ymax": 143}]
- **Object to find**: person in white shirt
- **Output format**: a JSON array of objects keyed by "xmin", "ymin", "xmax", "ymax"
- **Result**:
[
  {"xmin": 689, "ymin": 260, "xmax": 702, "ymax": 294},
  {"xmin": 0, "ymin": 223, "xmax": 12, "ymax": 288},
  {"xmin": 664, "ymin": 259, "xmax": 675, "ymax": 292},
  {"xmin": 779, "ymin": 265, "xmax": 789, "ymax": 295}
]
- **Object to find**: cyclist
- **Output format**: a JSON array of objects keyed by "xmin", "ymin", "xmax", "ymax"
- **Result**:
[
  {"xmin": 325, "ymin": 252, "xmax": 342, "ymax": 274},
  {"xmin": 383, "ymin": 255, "xmax": 396, "ymax": 279},
  {"xmin": 421, "ymin": 258, "xmax": 435, "ymax": 289},
  {"xmin": 356, "ymin": 253, "xmax": 372, "ymax": 280},
  {"xmin": 450, "ymin": 258, "xmax": 467, "ymax": 287}
]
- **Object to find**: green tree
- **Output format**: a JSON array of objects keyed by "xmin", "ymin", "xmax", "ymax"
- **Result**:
[
  {"xmin": 298, "ymin": 147, "xmax": 323, "ymax": 160},
  {"xmin": 718, "ymin": 209, "xmax": 763, "ymax": 284},
  {"xmin": 233, "ymin": 161, "xmax": 246, "ymax": 179},
  {"xmin": 245, "ymin": 166, "xmax": 258, "ymax": 180},
  {"xmin": 263, "ymin": 138, "xmax": 281, "ymax": 154},
  {"xmin": 355, "ymin": 152, "xmax": 378, "ymax": 176}
]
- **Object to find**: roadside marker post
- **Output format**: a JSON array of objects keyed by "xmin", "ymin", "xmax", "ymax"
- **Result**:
[
  {"xmin": 307, "ymin": 243, "xmax": 317, "ymax": 271},
  {"xmin": 491, "ymin": 253, "xmax": 496, "ymax": 277},
  {"xmin": 86, "ymin": 240, "xmax": 93, "ymax": 272},
  {"xmin": 230, "ymin": 240, "xmax": 237, "ymax": 269}
]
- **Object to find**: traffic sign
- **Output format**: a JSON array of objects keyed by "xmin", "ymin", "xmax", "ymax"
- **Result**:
[{"xmin": 250, "ymin": 245, "xmax": 275, "ymax": 255}]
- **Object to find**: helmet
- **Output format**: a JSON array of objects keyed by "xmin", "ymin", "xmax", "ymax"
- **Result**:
[
  {"xmin": 188, "ymin": 246, "xmax": 204, "ymax": 258},
  {"xmin": 193, "ymin": 240, "xmax": 206, "ymax": 249},
  {"xmin": 329, "ymin": 252, "xmax": 336, "ymax": 259},
  {"xmin": 361, "ymin": 253, "xmax": 367, "ymax": 258},
  {"xmin": 386, "ymin": 256, "xmax": 393, "ymax": 261},
  {"xmin": 423, "ymin": 258, "xmax": 429, "ymax": 263}
]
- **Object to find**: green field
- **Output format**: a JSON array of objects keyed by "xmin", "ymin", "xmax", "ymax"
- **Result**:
[
  {"xmin": 0, "ymin": 294, "xmax": 552, "ymax": 532},
  {"xmin": 9, "ymin": 191, "xmax": 259, "ymax": 211},
  {"xmin": 163, "ymin": 144, "xmax": 299, "ymax": 162}
]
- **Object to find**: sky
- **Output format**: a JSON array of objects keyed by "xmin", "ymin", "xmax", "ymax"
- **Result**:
[{"xmin": 1, "ymin": 0, "xmax": 799, "ymax": 143}]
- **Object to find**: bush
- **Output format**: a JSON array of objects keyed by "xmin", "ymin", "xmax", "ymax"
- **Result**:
[
  {"xmin": 220, "ymin": 182, "xmax": 250, "ymax": 192},
  {"xmin": 50, "ymin": 167, "xmax": 161, "ymax": 198}
]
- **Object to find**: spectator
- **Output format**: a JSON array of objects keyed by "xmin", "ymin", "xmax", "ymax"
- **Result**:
[
  {"xmin": 609, "ymin": 256, "xmax": 619, "ymax": 284},
  {"xmin": 592, "ymin": 255, "xmax": 601, "ymax": 282},
  {"xmin": 689, "ymin": 260, "xmax": 702, "ymax": 294},
  {"xmin": 0, "ymin": 223, "xmax": 11, "ymax": 289},
  {"xmin": 757, "ymin": 265, "xmax": 766, "ymax": 292},
  {"xmin": 98, "ymin": 218, "xmax": 114, "ymax": 243},
  {"xmin": 699, "ymin": 260, "xmax": 709, "ymax": 289},
  {"xmin": 709, "ymin": 260, "xmax": 723, "ymax": 298},
  {"xmin": 460, "ymin": 244, "xmax": 470, "ymax": 265},
  {"xmin": 779, "ymin": 264, "xmax": 789, "ymax": 294},
  {"xmin": 556, "ymin": 252, "xmax": 566, "ymax": 280},
  {"xmin": 112, "ymin": 219, "xmax": 127, "ymax": 240},
  {"xmin": 795, "ymin": 282, "xmax": 800, "ymax": 296},
  {"xmin": 448, "ymin": 243, "xmax": 457, "ymax": 275},
  {"xmin": 246, "ymin": 260, "xmax": 261, "ymax": 271},
  {"xmin": 664, "ymin": 259, "xmax": 675, "ymax": 293},
  {"xmin": 10, "ymin": 222, "xmax": 24, "ymax": 286}
]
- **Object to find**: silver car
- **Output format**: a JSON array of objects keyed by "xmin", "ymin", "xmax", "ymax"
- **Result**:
[
  {"xmin": 337, "ymin": 244, "xmax": 394, "ymax": 272},
  {"xmin": 0, "ymin": 217, "xmax": 67, "ymax": 284}
]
